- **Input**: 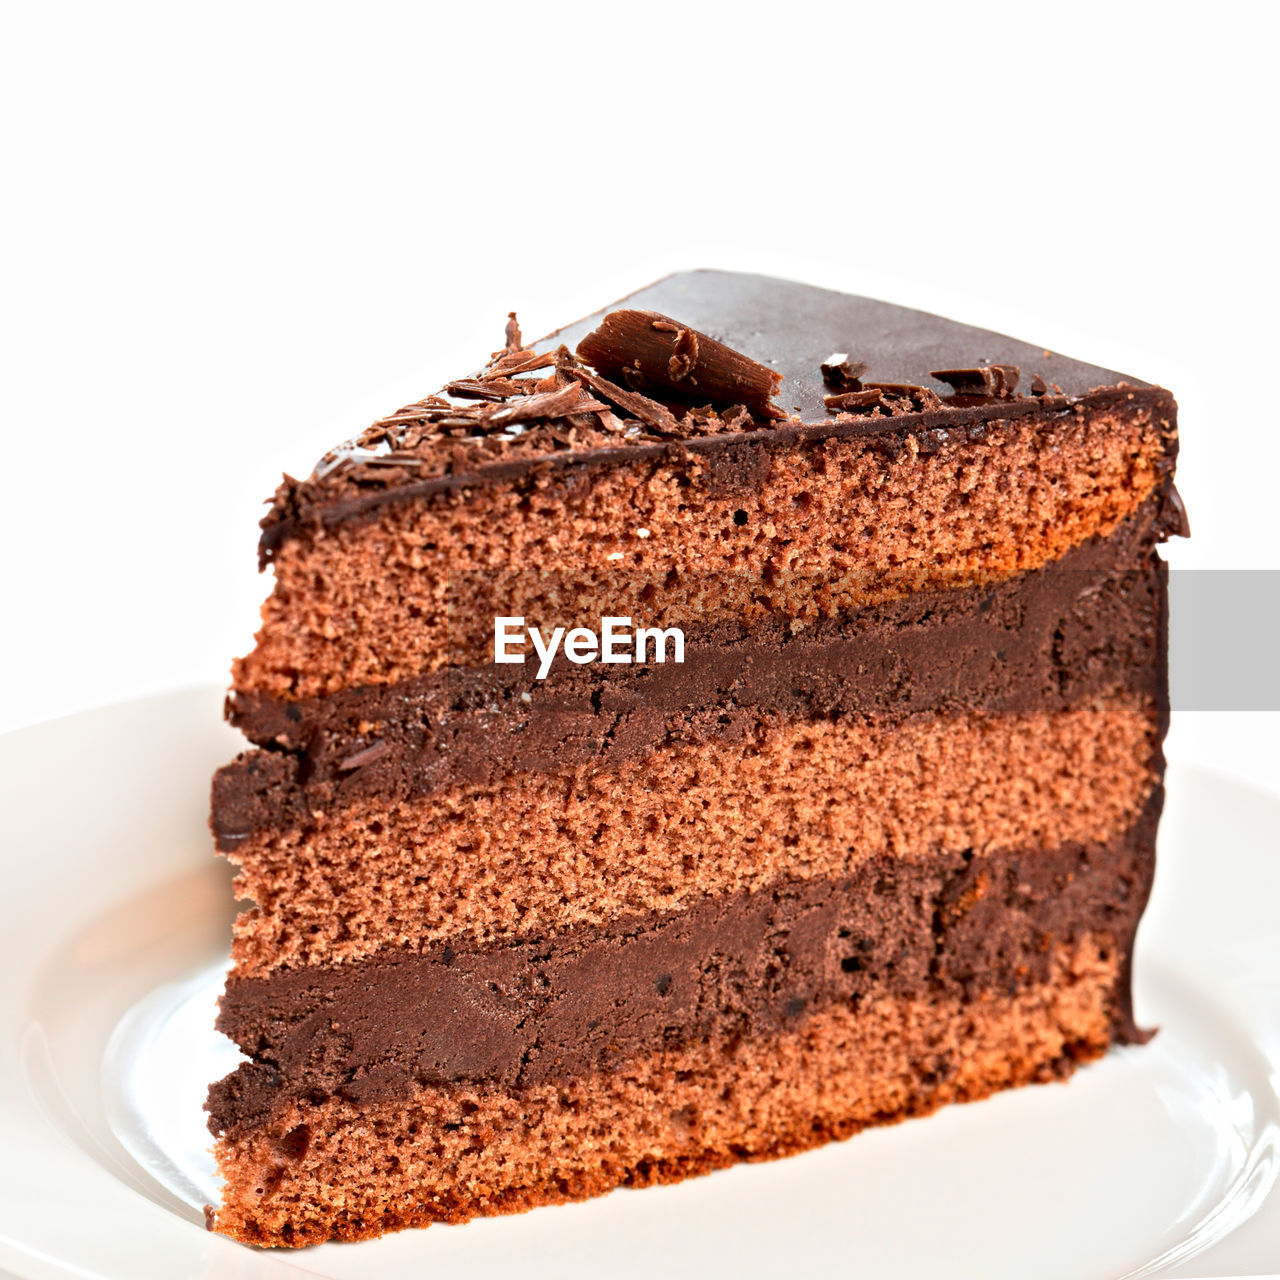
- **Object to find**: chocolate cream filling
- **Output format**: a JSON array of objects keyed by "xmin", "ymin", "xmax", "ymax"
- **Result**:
[
  {"xmin": 213, "ymin": 506, "xmax": 1166, "ymax": 849},
  {"xmin": 209, "ymin": 797, "xmax": 1157, "ymax": 1138}
]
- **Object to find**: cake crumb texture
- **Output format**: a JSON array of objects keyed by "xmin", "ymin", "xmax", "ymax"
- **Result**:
[{"xmin": 228, "ymin": 697, "xmax": 1156, "ymax": 975}]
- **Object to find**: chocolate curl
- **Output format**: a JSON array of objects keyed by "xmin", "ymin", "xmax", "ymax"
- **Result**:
[{"xmin": 577, "ymin": 309, "xmax": 785, "ymax": 419}]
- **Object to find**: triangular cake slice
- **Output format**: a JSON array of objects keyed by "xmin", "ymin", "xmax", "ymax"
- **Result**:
[{"xmin": 206, "ymin": 271, "xmax": 1183, "ymax": 1246}]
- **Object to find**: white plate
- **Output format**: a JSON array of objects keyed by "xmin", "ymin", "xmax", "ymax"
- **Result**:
[{"xmin": 1, "ymin": 689, "xmax": 1278, "ymax": 1280}]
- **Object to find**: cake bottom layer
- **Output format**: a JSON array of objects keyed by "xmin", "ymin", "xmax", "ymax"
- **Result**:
[{"xmin": 211, "ymin": 937, "xmax": 1118, "ymax": 1247}]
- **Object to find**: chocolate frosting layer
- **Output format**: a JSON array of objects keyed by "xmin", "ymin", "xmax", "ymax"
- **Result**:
[
  {"xmin": 259, "ymin": 271, "xmax": 1177, "ymax": 559},
  {"xmin": 213, "ymin": 507, "xmax": 1165, "ymax": 848},
  {"xmin": 209, "ymin": 801, "xmax": 1158, "ymax": 1138}
]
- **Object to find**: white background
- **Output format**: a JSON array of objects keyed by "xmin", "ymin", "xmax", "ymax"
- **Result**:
[{"xmin": 1, "ymin": 1, "xmax": 1277, "ymax": 790}]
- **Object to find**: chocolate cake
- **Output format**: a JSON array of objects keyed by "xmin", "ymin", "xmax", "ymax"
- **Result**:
[{"xmin": 206, "ymin": 270, "xmax": 1184, "ymax": 1246}]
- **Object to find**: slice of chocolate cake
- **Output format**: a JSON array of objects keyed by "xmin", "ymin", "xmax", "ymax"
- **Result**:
[{"xmin": 206, "ymin": 271, "xmax": 1184, "ymax": 1247}]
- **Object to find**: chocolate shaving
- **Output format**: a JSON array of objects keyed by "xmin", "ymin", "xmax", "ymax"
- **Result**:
[
  {"xmin": 1030, "ymin": 374, "xmax": 1048, "ymax": 396},
  {"xmin": 432, "ymin": 415, "xmax": 487, "ymax": 433},
  {"xmin": 576, "ymin": 309, "xmax": 784, "ymax": 419},
  {"xmin": 681, "ymin": 403, "xmax": 757, "ymax": 437},
  {"xmin": 557, "ymin": 350, "xmax": 681, "ymax": 435},
  {"xmin": 543, "ymin": 421, "xmax": 580, "ymax": 448},
  {"xmin": 824, "ymin": 382, "xmax": 944, "ymax": 417},
  {"xmin": 824, "ymin": 388, "xmax": 887, "ymax": 413},
  {"xmin": 372, "ymin": 398, "xmax": 452, "ymax": 427},
  {"xmin": 532, "ymin": 368, "xmax": 576, "ymax": 395},
  {"xmin": 930, "ymin": 364, "xmax": 1021, "ymax": 399},
  {"xmin": 483, "ymin": 349, "xmax": 557, "ymax": 379},
  {"xmin": 478, "ymin": 382, "xmax": 606, "ymax": 428},
  {"xmin": 504, "ymin": 312, "xmax": 522, "ymax": 354},
  {"xmin": 375, "ymin": 410, "xmax": 432, "ymax": 425},
  {"xmin": 594, "ymin": 408, "xmax": 627, "ymax": 435},
  {"xmin": 337, "ymin": 741, "xmax": 392, "ymax": 772},
  {"xmin": 820, "ymin": 354, "xmax": 868, "ymax": 390},
  {"xmin": 668, "ymin": 327, "xmax": 699, "ymax": 382},
  {"xmin": 863, "ymin": 382, "xmax": 943, "ymax": 411},
  {"xmin": 445, "ymin": 377, "xmax": 527, "ymax": 401},
  {"xmin": 718, "ymin": 404, "xmax": 752, "ymax": 433}
]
